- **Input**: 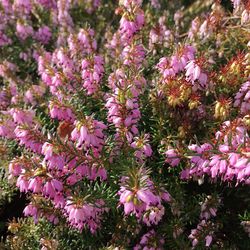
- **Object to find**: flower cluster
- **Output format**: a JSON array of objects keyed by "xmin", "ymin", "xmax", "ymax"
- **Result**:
[
  {"xmin": 189, "ymin": 195, "xmax": 221, "ymax": 247},
  {"xmin": 118, "ymin": 0, "xmax": 144, "ymax": 45},
  {"xmin": 38, "ymin": 28, "xmax": 104, "ymax": 97},
  {"xmin": 149, "ymin": 16, "xmax": 173, "ymax": 51},
  {"xmin": 119, "ymin": 167, "xmax": 170, "ymax": 226},
  {"xmin": 134, "ymin": 229, "xmax": 165, "ymax": 250},
  {"xmin": 1, "ymin": 0, "xmax": 250, "ymax": 249},
  {"xmin": 81, "ymin": 55, "xmax": 104, "ymax": 95},
  {"xmin": 234, "ymin": 80, "xmax": 250, "ymax": 115},
  {"xmin": 131, "ymin": 134, "xmax": 153, "ymax": 163},
  {"xmin": 188, "ymin": 220, "xmax": 215, "ymax": 248},
  {"xmin": 180, "ymin": 119, "xmax": 250, "ymax": 185},
  {"xmin": 106, "ymin": 70, "xmax": 146, "ymax": 144},
  {"xmin": 49, "ymin": 100, "xmax": 75, "ymax": 122},
  {"xmin": 188, "ymin": 3, "xmax": 224, "ymax": 40},
  {"xmin": 64, "ymin": 199, "xmax": 108, "ymax": 233},
  {"xmin": 71, "ymin": 117, "xmax": 106, "ymax": 154}
]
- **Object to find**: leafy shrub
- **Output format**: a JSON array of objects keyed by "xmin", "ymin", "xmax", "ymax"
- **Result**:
[{"xmin": 0, "ymin": 0, "xmax": 250, "ymax": 249}]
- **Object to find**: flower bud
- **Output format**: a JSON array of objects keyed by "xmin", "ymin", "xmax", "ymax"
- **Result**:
[{"xmin": 214, "ymin": 99, "xmax": 230, "ymax": 120}]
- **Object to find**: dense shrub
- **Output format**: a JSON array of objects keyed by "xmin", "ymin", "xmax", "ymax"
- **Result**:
[{"xmin": 0, "ymin": 0, "xmax": 250, "ymax": 249}]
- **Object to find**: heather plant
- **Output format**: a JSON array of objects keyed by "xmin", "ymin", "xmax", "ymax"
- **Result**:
[{"xmin": 0, "ymin": 0, "xmax": 250, "ymax": 249}]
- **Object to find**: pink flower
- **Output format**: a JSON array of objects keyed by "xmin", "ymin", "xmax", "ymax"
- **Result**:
[
  {"xmin": 188, "ymin": 17, "xmax": 200, "ymax": 40},
  {"xmin": 17, "ymin": 175, "xmax": 29, "ymax": 192},
  {"xmin": 122, "ymin": 44, "xmax": 145, "ymax": 68},
  {"xmin": 81, "ymin": 55, "xmax": 104, "ymax": 95},
  {"xmin": 71, "ymin": 117, "xmax": 106, "ymax": 154},
  {"xmin": 131, "ymin": 134, "xmax": 152, "ymax": 162},
  {"xmin": 157, "ymin": 45, "xmax": 196, "ymax": 80},
  {"xmin": 16, "ymin": 22, "xmax": 34, "ymax": 40},
  {"xmin": 189, "ymin": 220, "xmax": 215, "ymax": 248},
  {"xmin": 23, "ymin": 204, "xmax": 38, "ymax": 222},
  {"xmin": 13, "ymin": 0, "xmax": 32, "ymax": 15},
  {"xmin": 182, "ymin": 119, "xmax": 250, "ymax": 185},
  {"xmin": 36, "ymin": 0, "xmax": 56, "ymax": 9},
  {"xmin": 10, "ymin": 108, "xmax": 35, "ymax": 126},
  {"xmin": 134, "ymin": 229, "xmax": 165, "ymax": 249},
  {"xmin": 8, "ymin": 161, "xmax": 22, "ymax": 177},
  {"xmin": 49, "ymin": 101, "xmax": 75, "ymax": 122},
  {"xmin": 42, "ymin": 142, "xmax": 66, "ymax": 170},
  {"xmin": 28, "ymin": 177, "xmax": 43, "ymax": 193},
  {"xmin": 142, "ymin": 204, "xmax": 165, "ymax": 226},
  {"xmin": 76, "ymin": 28, "xmax": 97, "ymax": 54},
  {"xmin": 118, "ymin": 1, "xmax": 144, "ymax": 45},
  {"xmin": 0, "ymin": 118, "xmax": 16, "ymax": 139},
  {"xmin": 165, "ymin": 147, "xmax": 181, "ymax": 167},
  {"xmin": 118, "ymin": 168, "xmax": 169, "ymax": 221},
  {"xmin": 35, "ymin": 26, "xmax": 52, "ymax": 44},
  {"xmin": 185, "ymin": 60, "xmax": 208, "ymax": 90},
  {"xmin": 137, "ymin": 189, "xmax": 159, "ymax": 205},
  {"xmin": 64, "ymin": 199, "xmax": 107, "ymax": 232},
  {"xmin": 150, "ymin": 0, "xmax": 160, "ymax": 9},
  {"xmin": 205, "ymin": 235, "xmax": 213, "ymax": 247},
  {"xmin": 43, "ymin": 179, "xmax": 63, "ymax": 199},
  {"xmin": 234, "ymin": 81, "xmax": 250, "ymax": 115},
  {"xmin": 0, "ymin": 30, "xmax": 12, "ymax": 46},
  {"xmin": 15, "ymin": 126, "xmax": 43, "ymax": 153},
  {"xmin": 242, "ymin": 9, "xmax": 250, "ymax": 24}
]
